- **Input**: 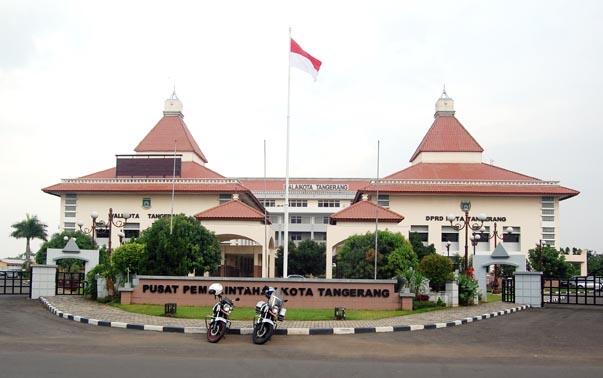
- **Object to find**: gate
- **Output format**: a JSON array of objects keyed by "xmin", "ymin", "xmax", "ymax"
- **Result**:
[
  {"xmin": 0, "ymin": 270, "xmax": 31, "ymax": 295},
  {"xmin": 56, "ymin": 272, "xmax": 86, "ymax": 295},
  {"xmin": 542, "ymin": 276, "xmax": 602, "ymax": 306},
  {"xmin": 501, "ymin": 277, "xmax": 515, "ymax": 303}
]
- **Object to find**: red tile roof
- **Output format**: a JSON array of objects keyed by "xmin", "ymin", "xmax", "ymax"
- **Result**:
[
  {"xmin": 239, "ymin": 178, "xmax": 370, "ymax": 192},
  {"xmin": 385, "ymin": 163, "xmax": 539, "ymax": 181},
  {"xmin": 360, "ymin": 182, "xmax": 579, "ymax": 199},
  {"xmin": 330, "ymin": 200, "xmax": 404, "ymax": 224},
  {"xmin": 409, "ymin": 115, "xmax": 483, "ymax": 162},
  {"xmin": 134, "ymin": 115, "xmax": 208, "ymax": 163},
  {"xmin": 359, "ymin": 162, "xmax": 579, "ymax": 200},
  {"xmin": 80, "ymin": 161, "xmax": 224, "ymax": 179},
  {"xmin": 42, "ymin": 181, "xmax": 250, "ymax": 195},
  {"xmin": 195, "ymin": 200, "xmax": 270, "ymax": 223}
]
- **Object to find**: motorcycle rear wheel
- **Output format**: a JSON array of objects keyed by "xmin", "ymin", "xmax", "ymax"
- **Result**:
[
  {"xmin": 252, "ymin": 322, "xmax": 274, "ymax": 345},
  {"xmin": 206, "ymin": 321, "xmax": 226, "ymax": 343}
]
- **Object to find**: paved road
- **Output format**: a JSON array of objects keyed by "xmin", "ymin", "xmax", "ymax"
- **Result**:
[{"xmin": 1, "ymin": 296, "xmax": 602, "ymax": 378}]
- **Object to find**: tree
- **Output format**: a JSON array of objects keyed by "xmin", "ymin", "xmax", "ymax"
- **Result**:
[
  {"xmin": 275, "ymin": 241, "xmax": 297, "ymax": 278},
  {"xmin": 288, "ymin": 240, "xmax": 325, "ymax": 277},
  {"xmin": 409, "ymin": 232, "xmax": 436, "ymax": 261},
  {"xmin": 111, "ymin": 242, "xmax": 146, "ymax": 278},
  {"xmin": 418, "ymin": 254, "xmax": 453, "ymax": 291},
  {"xmin": 528, "ymin": 244, "xmax": 578, "ymax": 278},
  {"xmin": 587, "ymin": 251, "xmax": 603, "ymax": 276},
  {"xmin": 336, "ymin": 230, "xmax": 417, "ymax": 279},
  {"xmin": 139, "ymin": 214, "xmax": 221, "ymax": 276},
  {"xmin": 10, "ymin": 214, "xmax": 48, "ymax": 268},
  {"xmin": 36, "ymin": 231, "xmax": 96, "ymax": 271}
]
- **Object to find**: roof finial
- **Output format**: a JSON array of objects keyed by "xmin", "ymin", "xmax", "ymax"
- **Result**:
[{"xmin": 441, "ymin": 84, "xmax": 449, "ymax": 99}]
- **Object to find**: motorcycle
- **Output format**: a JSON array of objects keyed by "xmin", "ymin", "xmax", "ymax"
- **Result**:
[
  {"xmin": 205, "ymin": 283, "xmax": 239, "ymax": 343},
  {"xmin": 252, "ymin": 286, "xmax": 287, "ymax": 344}
]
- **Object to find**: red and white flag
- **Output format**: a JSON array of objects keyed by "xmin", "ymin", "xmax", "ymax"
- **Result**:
[{"xmin": 290, "ymin": 39, "xmax": 322, "ymax": 80}]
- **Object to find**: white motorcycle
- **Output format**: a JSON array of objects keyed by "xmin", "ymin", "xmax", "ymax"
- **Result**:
[
  {"xmin": 252, "ymin": 286, "xmax": 287, "ymax": 345},
  {"xmin": 205, "ymin": 283, "xmax": 239, "ymax": 343}
]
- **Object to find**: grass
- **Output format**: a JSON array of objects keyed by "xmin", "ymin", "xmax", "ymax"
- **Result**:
[
  {"xmin": 110, "ymin": 302, "xmax": 447, "ymax": 321},
  {"xmin": 487, "ymin": 293, "xmax": 502, "ymax": 302}
]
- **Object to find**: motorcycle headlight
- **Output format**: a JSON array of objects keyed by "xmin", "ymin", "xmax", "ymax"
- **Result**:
[
  {"xmin": 271, "ymin": 306, "xmax": 279, "ymax": 315},
  {"xmin": 223, "ymin": 304, "xmax": 231, "ymax": 313}
]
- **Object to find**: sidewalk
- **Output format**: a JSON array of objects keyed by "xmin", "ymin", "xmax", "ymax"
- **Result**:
[{"xmin": 40, "ymin": 296, "xmax": 531, "ymax": 335}]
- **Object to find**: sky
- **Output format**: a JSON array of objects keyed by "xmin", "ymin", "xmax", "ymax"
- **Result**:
[{"xmin": 1, "ymin": 0, "xmax": 602, "ymax": 258}]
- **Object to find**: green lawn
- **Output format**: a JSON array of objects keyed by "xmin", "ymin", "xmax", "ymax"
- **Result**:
[
  {"xmin": 487, "ymin": 293, "xmax": 502, "ymax": 302},
  {"xmin": 111, "ymin": 302, "xmax": 447, "ymax": 321}
]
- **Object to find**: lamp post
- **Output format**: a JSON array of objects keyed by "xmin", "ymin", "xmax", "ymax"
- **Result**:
[
  {"xmin": 446, "ymin": 240, "xmax": 452, "ymax": 258},
  {"xmin": 480, "ymin": 222, "xmax": 514, "ymax": 293},
  {"xmin": 470, "ymin": 233, "xmax": 481, "ymax": 255},
  {"xmin": 77, "ymin": 208, "xmax": 130, "ymax": 255},
  {"xmin": 447, "ymin": 201, "xmax": 486, "ymax": 272}
]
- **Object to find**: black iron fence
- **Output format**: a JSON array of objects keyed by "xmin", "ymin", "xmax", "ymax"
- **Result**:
[
  {"xmin": 502, "ymin": 277, "xmax": 515, "ymax": 303},
  {"xmin": 0, "ymin": 270, "xmax": 30, "ymax": 295},
  {"xmin": 542, "ymin": 276, "xmax": 602, "ymax": 306},
  {"xmin": 56, "ymin": 272, "xmax": 86, "ymax": 295}
]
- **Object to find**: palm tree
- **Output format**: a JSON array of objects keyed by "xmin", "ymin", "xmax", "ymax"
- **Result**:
[{"xmin": 10, "ymin": 214, "xmax": 48, "ymax": 268}]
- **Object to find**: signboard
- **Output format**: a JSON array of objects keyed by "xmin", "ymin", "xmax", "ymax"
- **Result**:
[{"xmin": 284, "ymin": 184, "xmax": 349, "ymax": 191}]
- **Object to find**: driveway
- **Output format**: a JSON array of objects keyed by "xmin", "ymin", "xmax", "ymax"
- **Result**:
[{"xmin": 1, "ymin": 296, "xmax": 601, "ymax": 378}]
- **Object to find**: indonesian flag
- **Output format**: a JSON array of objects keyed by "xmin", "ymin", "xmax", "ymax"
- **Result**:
[{"xmin": 290, "ymin": 39, "xmax": 322, "ymax": 80}]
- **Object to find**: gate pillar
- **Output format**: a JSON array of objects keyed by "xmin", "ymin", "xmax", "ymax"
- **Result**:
[
  {"xmin": 31, "ymin": 265, "xmax": 57, "ymax": 299},
  {"xmin": 514, "ymin": 271, "xmax": 543, "ymax": 308}
]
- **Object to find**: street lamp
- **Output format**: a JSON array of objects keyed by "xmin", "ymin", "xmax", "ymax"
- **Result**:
[
  {"xmin": 480, "ymin": 222, "xmax": 514, "ymax": 293},
  {"xmin": 446, "ymin": 240, "xmax": 452, "ymax": 258},
  {"xmin": 77, "ymin": 208, "xmax": 130, "ymax": 255},
  {"xmin": 470, "ymin": 233, "xmax": 481, "ymax": 255},
  {"xmin": 446, "ymin": 201, "xmax": 486, "ymax": 271}
]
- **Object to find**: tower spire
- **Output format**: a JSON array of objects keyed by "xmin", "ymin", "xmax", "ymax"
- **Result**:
[{"xmin": 434, "ymin": 87, "xmax": 455, "ymax": 118}]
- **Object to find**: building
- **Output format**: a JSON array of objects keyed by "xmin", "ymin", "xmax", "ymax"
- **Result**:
[
  {"xmin": 324, "ymin": 91, "xmax": 579, "ymax": 277},
  {"xmin": 43, "ymin": 91, "xmax": 580, "ymax": 278},
  {"xmin": 43, "ymin": 94, "xmax": 276, "ymax": 278}
]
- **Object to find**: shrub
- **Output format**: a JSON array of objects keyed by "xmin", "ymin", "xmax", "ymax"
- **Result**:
[
  {"xmin": 111, "ymin": 242, "xmax": 146, "ymax": 278},
  {"xmin": 418, "ymin": 254, "xmax": 453, "ymax": 291},
  {"xmin": 458, "ymin": 273, "xmax": 479, "ymax": 306}
]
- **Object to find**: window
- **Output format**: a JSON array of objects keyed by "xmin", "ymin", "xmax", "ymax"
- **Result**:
[
  {"xmin": 378, "ymin": 194, "xmax": 389, "ymax": 208},
  {"xmin": 542, "ymin": 227, "xmax": 555, "ymax": 233},
  {"xmin": 124, "ymin": 223, "xmax": 140, "ymax": 239},
  {"xmin": 260, "ymin": 199, "xmax": 275, "ymax": 207},
  {"xmin": 64, "ymin": 206, "xmax": 77, "ymax": 212},
  {"xmin": 318, "ymin": 199, "xmax": 340, "ymax": 208},
  {"xmin": 290, "ymin": 215, "xmax": 302, "ymax": 224},
  {"xmin": 542, "ymin": 234, "xmax": 555, "ymax": 240},
  {"xmin": 63, "ymin": 222, "xmax": 75, "ymax": 232},
  {"xmin": 321, "ymin": 216, "xmax": 330, "ymax": 224},
  {"xmin": 314, "ymin": 232, "xmax": 326, "ymax": 241},
  {"xmin": 96, "ymin": 228, "xmax": 110, "ymax": 238},
  {"xmin": 542, "ymin": 202, "xmax": 555, "ymax": 209},
  {"xmin": 542, "ymin": 209, "xmax": 554, "ymax": 215},
  {"xmin": 64, "ymin": 212, "xmax": 76, "ymax": 218},
  {"xmin": 542, "ymin": 216, "xmax": 555, "ymax": 222},
  {"xmin": 219, "ymin": 193, "xmax": 231, "ymax": 204},
  {"xmin": 503, "ymin": 227, "xmax": 520, "ymax": 243},
  {"xmin": 289, "ymin": 199, "xmax": 307, "ymax": 207},
  {"xmin": 410, "ymin": 225, "xmax": 429, "ymax": 245},
  {"xmin": 541, "ymin": 196, "xmax": 554, "ymax": 202},
  {"xmin": 441, "ymin": 226, "xmax": 459, "ymax": 242},
  {"xmin": 290, "ymin": 232, "xmax": 302, "ymax": 241}
]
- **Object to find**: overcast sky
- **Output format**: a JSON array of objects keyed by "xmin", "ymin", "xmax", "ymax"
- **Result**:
[{"xmin": 1, "ymin": 0, "xmax": 602, "ymax": 259}]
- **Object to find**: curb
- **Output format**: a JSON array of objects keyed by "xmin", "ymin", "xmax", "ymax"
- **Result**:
[{"xmin": 39, "ymin": 298, "xmax": 531, "ymax": 336}]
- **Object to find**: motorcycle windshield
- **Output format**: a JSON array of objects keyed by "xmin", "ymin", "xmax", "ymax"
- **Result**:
[{"xmin": 268, "ymin": 288, "xmax": 284, "ymax": 308}]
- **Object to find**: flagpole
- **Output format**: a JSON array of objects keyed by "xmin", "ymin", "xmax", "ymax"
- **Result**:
[
  {"xmin": 170, "ymin": 139, "xmax": 177, "ymax": 234},
  {"xmin": 283, "ymin": 26, "xmax": 292, "ymax": 278},
  {"xmin": 374, "ymin": 140, "xmax": 380, "ymax": 280},
  {"xmin": 263, "ymin": 139, "xmax": 268, "ymax": 278}
]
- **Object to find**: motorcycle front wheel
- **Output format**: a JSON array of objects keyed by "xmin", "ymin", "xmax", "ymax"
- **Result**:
[
  {"xmin": 252, "ymin": 322, "xmax": 274, "ymax": 345},
  {"xmin": 206, "ymin": 321, "xmax": 226, "ymax": 343}
]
